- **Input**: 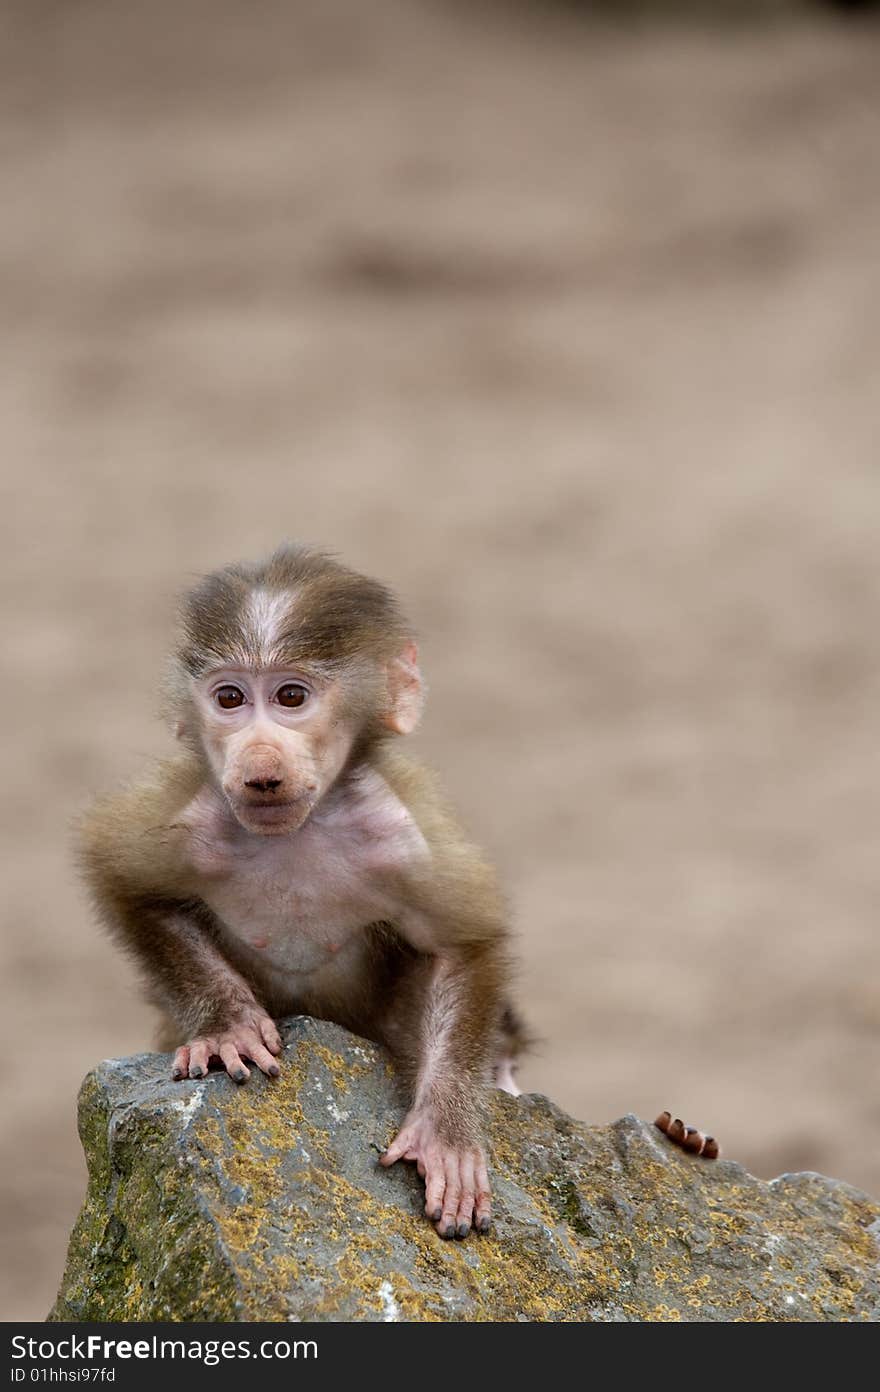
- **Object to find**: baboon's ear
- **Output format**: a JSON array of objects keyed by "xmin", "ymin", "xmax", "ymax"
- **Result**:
[{"xmin": 383, "ymin": 641, "xmax": 424, "ymax": 735}]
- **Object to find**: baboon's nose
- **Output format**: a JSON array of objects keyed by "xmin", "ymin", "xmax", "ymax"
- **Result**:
[{"xmin": 244, "ymin": 777, "xmax": 283, "ymax": 793}]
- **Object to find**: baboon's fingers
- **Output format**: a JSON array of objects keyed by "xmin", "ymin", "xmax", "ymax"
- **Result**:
[
  {"xmin": 188, "ymin": 1038, "xmax": 214, "ymax": 1078},
  {"xmin": 683, "ymin": 1126, "xmax": 705, "ymax": 1154},
  {"xmin": 436, "ymin": 1153, "xmax": 462, "ymax": 1241},
  {"xmin": 259, "ymin": 1016, "xmax": 282, "ymax": 1055},
  {"xmin": 655, "ymin": 1109, "xmax": 720, "ymax": 1159},
  {"xmin": 219, "ymin": 1041, "xmax": 250, "ymax": 1084},
  {"xmin": 455, "ymin": 1152, "xmax": 476, "ymax": 1239},
  {"xmin": 668, "ymin": 1116, "xmax": 686, "ymax": 1143}
]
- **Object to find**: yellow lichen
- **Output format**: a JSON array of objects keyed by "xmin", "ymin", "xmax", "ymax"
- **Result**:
[{"xmin": 51, "ymin": 1037, "xmax": 880, "ymax": 1323}]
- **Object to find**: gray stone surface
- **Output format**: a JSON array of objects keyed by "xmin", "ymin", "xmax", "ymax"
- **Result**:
[{"xmin": 51, "ymin": 1017, "xmax": 880, "ymax": 1322}]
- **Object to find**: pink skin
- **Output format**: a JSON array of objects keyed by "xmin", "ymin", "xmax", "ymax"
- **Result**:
[
  {"xmin": 380, "ymin": 1113, "xmax": 492, "ymax": 1238},
  {"xmin": 172, "ymin": 642, "xmax": 494, "ymax": 1233},
  {"xmin": 171, "ymin": 666, "xmax": 349, "ymax": 1080},
  {"xmin": 191, "ymin": 665, "xmax": 355, "ymax": 838},
  {"xmin": 172, "ymin": 1010, "xmax": 283, "ymax": 1084}
]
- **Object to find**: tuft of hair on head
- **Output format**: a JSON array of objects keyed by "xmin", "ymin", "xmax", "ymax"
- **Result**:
[{"xmin": 177, "ymin": 544, "xmax": 410, "ymax": 675}]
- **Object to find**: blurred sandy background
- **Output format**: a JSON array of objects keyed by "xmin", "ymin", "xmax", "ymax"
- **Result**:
[{"xmin": 2, "ymin": 0, "xmax": 880, "ymax": 1322}]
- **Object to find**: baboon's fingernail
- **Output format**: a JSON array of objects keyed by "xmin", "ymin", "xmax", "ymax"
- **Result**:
[
  {"xmin": 442, "ymin": 1223, "xmax": 456, "ymax": 1240},
  {"xmin": 456, "ymin": 1223, "xmax": 470, "ymax": 1239},
  {"xmin": 172, "ymin": 1068, "xmax": 183, "ymax": 1080},
  {"xmin": 190, "ymin": 1066, "xmax": 204, "ymax": 1079},
  {"xmin": 432, "ymin": 1208, "xmax": 442, "ymax": 1222},
  {"xmin": 232, "ymin": 1069, "xmax": 247, "ymax": 1084},
  {"xmin": 478, "ymin": 1216, "xmax": 491, "ymax": 1233},
  {"xmin": 268, "ymin": 1064, "xmax": 280, "ymax": 1077}
]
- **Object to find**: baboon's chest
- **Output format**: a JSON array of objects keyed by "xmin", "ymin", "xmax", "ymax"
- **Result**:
[{"xmin": 181, "ymin": 774, "xmax": 429, "ymax": 977}]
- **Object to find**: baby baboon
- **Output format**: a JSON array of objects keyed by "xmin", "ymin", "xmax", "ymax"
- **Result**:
[{"xmin": 80, "ymin": 544, "xmax": 527, "ymax": 1239}]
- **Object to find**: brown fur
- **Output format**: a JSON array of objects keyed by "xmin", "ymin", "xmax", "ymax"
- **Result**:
[{"xmin": 78, "ymin": 545, "xmax": 527, "ymax": 1237}]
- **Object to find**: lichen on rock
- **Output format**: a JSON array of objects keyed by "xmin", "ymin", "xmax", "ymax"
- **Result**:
[{"xmin": 50, "ymin": 1016, "xmax": 880, "ymax": 1322}]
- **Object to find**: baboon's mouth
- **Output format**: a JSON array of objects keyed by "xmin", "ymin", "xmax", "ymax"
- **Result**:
[{"xmin": 233, "ymin": 797, "xmax": 313, "ymax": 832}]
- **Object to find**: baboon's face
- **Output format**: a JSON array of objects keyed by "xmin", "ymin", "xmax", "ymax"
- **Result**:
[{"xmin": 193, "ymin": 666, "xmax": 353, "ymax": 835}]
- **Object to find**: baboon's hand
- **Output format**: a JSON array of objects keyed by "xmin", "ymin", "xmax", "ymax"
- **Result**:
[
  {"xmin": 171, "ymin": 1012, "xmax": 282, "ymax": 1083},
  {"xmin": 380, "ymin": 1109, "xmax": 491, "ymax": 1239}
]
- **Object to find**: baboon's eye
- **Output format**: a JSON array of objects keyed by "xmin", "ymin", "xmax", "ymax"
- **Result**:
[
  {"xmin": 276, "ymin": 683, "xmax": 308, "ymax": 709},
  {"xmin": 215, "ymin": 686, "xmax": 246, "ymax": 709}
]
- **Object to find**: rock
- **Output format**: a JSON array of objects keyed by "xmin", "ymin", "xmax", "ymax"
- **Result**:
[{"xmin": 50, "ymin": 1017, "xmax": 880, "ymax": 1322}]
